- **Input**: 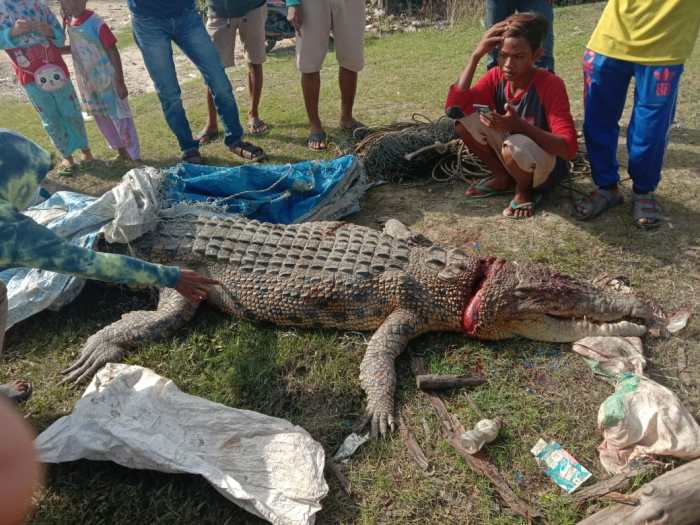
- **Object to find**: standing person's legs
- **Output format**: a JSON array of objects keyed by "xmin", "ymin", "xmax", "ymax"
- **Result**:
[
  {"xmin": 25, "ymin": 83, "xmax": 92, "ymax": 171},
  {"xmin": 296, "ymin": 0, "xmax": 332, "ymax": 149},
  {"xmin": 331, "ymin": 0, "xmax": 365, "ymax": 131},
  {"xmin": 200, "ymin": 15, "xmax": 238, "ymax": 143},
  {"xmin": 485, "ymin": 0, "xmax": 516, "ymax": 69},
  {"xmin": 239, "ymin": 4, "xmax": 269, "ymax": 135},
  {"xmin": 518, "ymin": 0, "xmax": 554, "ymax": 71},
  {"xmin": 132, "ymin": 13, "xmax": 200, "ymax": 158},
  {"xmin": 626, "ymin": 63, "xmax": 683, "ymax": 228},
  {"xmin": 173, "ymin": 9, "xmax": 247, "ymax": 151},
  {"xmin": 574, "ymin": 50, "xmax": 631, "ymax": 220}
]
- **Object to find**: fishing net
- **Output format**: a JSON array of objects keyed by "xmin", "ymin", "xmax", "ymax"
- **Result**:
[{"xmin": 354, "ymin": 113, "xmax": 592, "ymax": 190}]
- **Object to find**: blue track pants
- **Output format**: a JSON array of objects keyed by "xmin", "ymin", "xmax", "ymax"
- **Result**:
[{"xmin": 582, "ymin": 49, "xmax": 683, "ymax": 194}]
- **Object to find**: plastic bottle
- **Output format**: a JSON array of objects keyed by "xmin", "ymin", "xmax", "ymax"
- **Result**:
[{"xmin": 459, "ymin": 418, "xmax": 502, "ymax": 454}]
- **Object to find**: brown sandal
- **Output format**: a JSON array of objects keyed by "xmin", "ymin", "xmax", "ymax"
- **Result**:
[{"xmin": 229, "ymin": 141, "xmax": 266, "ymax": 162}]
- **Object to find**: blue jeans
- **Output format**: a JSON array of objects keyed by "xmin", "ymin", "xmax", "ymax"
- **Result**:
[
  {"xmin": 583, "ymin": 50, "xmax": 682, "ymax": 194},
  {"xmin": 485, "ymin": 0, "xmax": 554, "ymax": 72},
  {"xmin": 131, "ymin": 9, "xmax": 244, "ymax": 154}
]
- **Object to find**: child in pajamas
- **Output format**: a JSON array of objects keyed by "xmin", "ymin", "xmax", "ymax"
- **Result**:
[
  {"xmin": 0, "ymin": 0, "xmax": 93, "ymax": 175},
  {"xmin": 61, "ymin": 0, "xmax": 141, "ymax": 162}
]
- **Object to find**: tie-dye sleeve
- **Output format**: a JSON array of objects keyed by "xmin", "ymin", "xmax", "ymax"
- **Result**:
[
  {"xmin": 0, "ymin": 207, "xmax": 180, "ymax": 288},
  {"xmin": 39, "ymin": 2, "xmax": 65, "ymax": 46}
]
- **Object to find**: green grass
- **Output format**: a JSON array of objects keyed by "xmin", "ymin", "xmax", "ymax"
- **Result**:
[{"xmin": 2, "ymin": 2, "xmax": 700, "ymax": 523}]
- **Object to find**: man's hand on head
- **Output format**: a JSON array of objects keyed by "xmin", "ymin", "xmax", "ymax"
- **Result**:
[
  {"xmin": 288, "ymin": 6, "xmax": 303, "ymax": 36},
  {"xmin": 472, "ymin": 20, "xmax": 508, "ymax": 61}
]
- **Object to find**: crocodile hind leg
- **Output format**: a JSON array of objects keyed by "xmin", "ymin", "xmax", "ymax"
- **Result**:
[
  {"xmin": 61, "ymin": 289, "xmax": 199, "ymax": 385},
  {"xmin": 359, "ymin": 309, "xmax": 424, "ymax": 437}
]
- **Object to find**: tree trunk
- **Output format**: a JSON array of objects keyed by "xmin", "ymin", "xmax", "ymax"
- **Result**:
[{"xmin": 577, "ymin": 458, "xmax": 700, "ymax": 525}]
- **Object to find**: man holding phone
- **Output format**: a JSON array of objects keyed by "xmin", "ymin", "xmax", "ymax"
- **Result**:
[{"xmin": 445, "ymin": 13, "xmax": 577, "ymax": 219}]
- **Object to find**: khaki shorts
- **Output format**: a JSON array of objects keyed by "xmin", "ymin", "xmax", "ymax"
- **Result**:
[
  {"xmin": 296, "ymin": 0, "xmax": 365, "ymax": 73},
  {"xmin": 206, "ymin": 5, "xmax": 267, "ymax": 68},
  {"xmin": 460, "ymin": 113, "xmax": 556, "ymax": 188}
]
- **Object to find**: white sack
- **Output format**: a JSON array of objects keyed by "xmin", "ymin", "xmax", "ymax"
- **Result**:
[
  {"xmin": 597, "ymin": 374, "xmax": 700, "ymax": 474},
  {"xmin": 36, "ymin": 364, "xmax": 328, "ymax": 525},
  {"xmin": 572, "ymin": 336, "xmax": 700, "ymax": 474}
]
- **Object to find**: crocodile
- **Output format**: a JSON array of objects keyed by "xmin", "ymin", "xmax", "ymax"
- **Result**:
[{"xmin": 62, "ymin": 214, "xmax": 658, "ymax": 436}]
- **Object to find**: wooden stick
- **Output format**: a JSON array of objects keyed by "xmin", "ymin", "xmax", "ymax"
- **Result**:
[
  {"xmin": 416, "ymin": 374, "xmax": 485, "ymax": 391},
  {"xmin": 326, "ymin": 461, "xmax": 352, "ymax": 497},
  {"xmin": 578, "ymin": 458, "xmax": 700, "ymax": 525},
  {"xmin": 446, "ymin": 434, "xmax": 543, "ymax": 520},
  {"xmin": 573, "ymin": 462, "xmax": 657, "ymax": 506},
  {"xmin": 424, "ymin": 383, "xmax": 542, "ymax": 520},
  {"xmin": 398, "ymin": 415, "xmax": 430, "ymax": 471}
]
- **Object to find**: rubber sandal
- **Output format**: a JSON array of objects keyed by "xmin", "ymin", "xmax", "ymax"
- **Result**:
[
  {"xmin": 0, "ymin": 380, "xmax": 33, "ymax": 404},
  {"xmin": 502, "ymin": 193, "xmax": 543, "ymax": 220},
  {"xmin": 79, "ymin": 159, "xmax": 97, "ymax": 171},
  {"xmin": 307, "ymin": 130, "xmax": 327, "ymax": 151},
  {"xmin": 632, "ymin": 193, "xmax": 663, "ymax": 230},
  {"xmin": 196, "ymin": 129, "xmax": 221, "ymax": 145},
  {"xmin": 247, "ymin": 118, "xmax": 269, "ymax": 136},
  {"xmin": 571, "ymin": 189, "xmax": 623, "ymax": 221},
  {"xmin": 465, "ymin": 175, "xmax": 514, "ymax": 198},
  {"xmin": 181, "ymin": 149, "xmax": 203, "ymax": 164},
  {"xmin": 229, "ymin": 140, "xmax": 266, "ymax": 162},
  {"xmin": 55, "ymin": 164, "xmax": 77, "ymax": 177}
]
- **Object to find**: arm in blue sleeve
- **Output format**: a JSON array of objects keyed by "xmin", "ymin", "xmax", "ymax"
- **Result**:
[
  {"xmin": 0, "ymin": 210, "xmax": 180, "ymax": 288},
  {"xmin": 286, "ymin": 0, "xmax": 301, "ymax": 5},
  {"xmin": 0, "ymin": 27, "xmax": 17, "ymax": 50},
  {"xmin": 40, "ymin": 3, "xmax": 66, "ymax": 46}
]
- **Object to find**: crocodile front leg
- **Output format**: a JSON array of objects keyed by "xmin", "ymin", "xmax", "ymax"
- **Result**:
[
  {"xmin": 359, "ymin": 309, "xmax": 424, "ymax": 438},
  {"xmin": 61, "ymin": 289, "xmax": 199, "ymax": 385}
]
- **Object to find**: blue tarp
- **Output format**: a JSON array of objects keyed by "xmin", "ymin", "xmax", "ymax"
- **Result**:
[{"xmin": 162, "ymin": 155, "xmax": 364, "ymax": 223}]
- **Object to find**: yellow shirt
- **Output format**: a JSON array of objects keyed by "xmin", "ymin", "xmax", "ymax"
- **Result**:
[{"xmin": 587, "ymin": 0, "xmax": 700, "ymax": 65}]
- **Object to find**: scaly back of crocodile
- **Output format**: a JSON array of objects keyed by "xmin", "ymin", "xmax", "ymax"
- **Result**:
[{"xmin": 132, "ymin": 214, "xmax": 477, "ymax": 332}]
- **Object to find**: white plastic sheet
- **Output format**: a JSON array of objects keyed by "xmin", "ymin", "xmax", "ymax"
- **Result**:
[
  {"xmin": 572, "ymin": 336, "xmax": 700, "ymax": 474},
  {"xmin": 35, "ymin": 364, "xmax": 328, "ymax": 525}
]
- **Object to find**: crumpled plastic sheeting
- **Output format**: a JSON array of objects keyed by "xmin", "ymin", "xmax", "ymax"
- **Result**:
[
  {"xmin": 572, "ymin": 337, "xmax": 646, "ymax": 380},
  {"xmin": 572, "ymin": 336, "xmax": 700, "ymax": 474},
  {"xmin": 35, "ymin": 364, "xmax": 328, "ymax": 525}
]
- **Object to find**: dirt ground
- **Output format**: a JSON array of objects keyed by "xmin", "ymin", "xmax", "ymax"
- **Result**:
[{"xmin": 0, "ymin": 0, "xmax": 294, "ymax": 101}]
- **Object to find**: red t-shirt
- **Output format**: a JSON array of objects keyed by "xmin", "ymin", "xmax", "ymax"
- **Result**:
[
  {"xmin": 445, "ymin": 67, "xmax": 578, "ymax": 160},
  {"xmin": 6, "ymin": 43, "xmax": 69, "ymax": 86}
]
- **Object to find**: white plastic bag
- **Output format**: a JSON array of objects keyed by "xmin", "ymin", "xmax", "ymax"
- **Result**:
[
  {"xmin": 36, "ymin": 364, "xmax": 328, "ymax": 525},
  {"xmin": 573, "ymin": 336, "xmax": 700, "ymax": 474}
]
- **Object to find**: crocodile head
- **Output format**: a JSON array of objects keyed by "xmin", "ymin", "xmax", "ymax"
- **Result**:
[{"xmin": 461, "ymin": 258, "xmax": 654, "ymax": 342}]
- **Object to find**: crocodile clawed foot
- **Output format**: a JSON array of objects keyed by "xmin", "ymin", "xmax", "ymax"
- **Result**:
[
  {"xmin": 60, "ymin": 339, "xmax": 125, "ymax": 387},
  {"xmin": 365, "ymin": 403, "xmax": 395, "ymax": 438}
]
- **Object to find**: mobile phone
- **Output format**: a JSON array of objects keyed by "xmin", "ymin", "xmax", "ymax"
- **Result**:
[{"xmin": 473, "ymin": 104, "xmax": 492, "ymax": 116}]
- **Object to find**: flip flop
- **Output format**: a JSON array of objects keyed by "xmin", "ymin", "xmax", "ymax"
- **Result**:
[
  {"xmin": 79, "ymin": 159, "xmax": 98, "ymax": 171},
  {"xmin": 502, "ymin": 193, "xmax": 543, "ymax": 220},
  {"xmin": 0, "ymin": 380, "xmax": 33, "ymax": 404},
  {"xmin": 181, "ymin": 149, "xmax": 203, "ymax": 164},
  {"xmin": 229, "ymin": 140, "xmax": 266, "ymax": 162},
  {"xmin": 632, "ymin": 192, "xmax": 663, "ymax": 230},
  {"xmin": 571, "ymin": 189, "xmax": 623, "ymax": 221},
  {"xmin": 465, "ymin": 176, "xmax": 514, "ymax": 198},
  {"xmin": 196, "ymin": 129, "xmax": 221, "ymax": 145},
  {"xmin": 307, "ymin": 130, "xmax": 327, "ymax": 151},
  {"xmin": 248, "ymin": 118, "xmax": 269, "ymax": 136},
  {"xmin": 55, "ymin": 163, "xmax": 77, "ymax": 177}
]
